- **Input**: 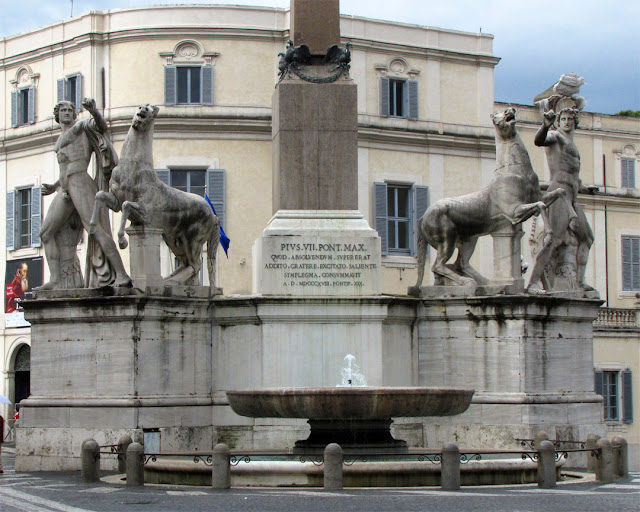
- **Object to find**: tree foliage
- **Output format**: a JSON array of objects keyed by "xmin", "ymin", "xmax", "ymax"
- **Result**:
[{"xmin": 615, "ymin": 110, "xmax": 640, "ymax": 118}]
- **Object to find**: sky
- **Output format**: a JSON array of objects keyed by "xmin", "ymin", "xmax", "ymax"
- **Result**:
[{"xmin": 1, "ymin": 1, "xmax": 638, "ymax": 115}]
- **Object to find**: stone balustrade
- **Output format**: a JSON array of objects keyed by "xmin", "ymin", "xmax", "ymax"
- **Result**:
[{"xmin": 594, "ymin": 307, "xmax": 639, "ymax": 329}]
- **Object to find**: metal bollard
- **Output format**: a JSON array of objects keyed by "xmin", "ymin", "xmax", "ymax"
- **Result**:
[
  {"xmin": 323, "ymin": 443, "xmax": 343, "ymax": 490},
  {"xmin": 117, "ymin": 435, "xmax": 133, "ymax": 474},
  {"xmin": 81, "ymin": 439, "xmax": 100, "ymax": 483},
  {"xmin": 534, "ymin": 431, "xmax": 550, "ymax": 451},
  {"xmin": 586, "ymin": 434, "xmax": 601, "ymax": 473},
  {"xmin": 212, "ymin": 443, "xmax": 231, "ymax": 490},
  {"xmin": 126, "ymin": 442, "xmax": 145, "ymax": 487},
  {"xmin": 537, "ymin": 440, "xmax": 556, "ymax": 488},
  {"xmin": 595, "ymin": 438, "xmax": 614, "ymax": 483},
  {"xmin": 441, "ymin": 443, "xmax": 461, "ymax": 491},
  {"xmin": 612, "ymin": 437, "xmax": 628, "ymax": 478}
]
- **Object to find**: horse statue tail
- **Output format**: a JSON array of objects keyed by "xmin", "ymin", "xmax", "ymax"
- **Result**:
[
  {"xmin": 207, "ymin": 215, "xmax": 221, "ymax": 288},
  {"xmin": 414, "ymin": 217, "xmax": 428, "ymax": 287}
]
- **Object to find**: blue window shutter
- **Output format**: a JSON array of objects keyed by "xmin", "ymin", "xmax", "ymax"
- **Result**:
[
  {"xmin": 165, "ymin": 66, "xmax": 177, "ymax": 106},
  {"xmin": 412, "ymin": 185, "xmax": 429, "ymax": 256},
  {"xmin": 207, "ymin": 169, "xmax": 226, "ymax": 230},
  {"xmin": 155, "ymin": 169, "xmax": 170, "ymax": 186},
  {"xmin": 407, "ymin": 80, "xmax": 419, "ymax": 120},
  {"xmin": 11, "ymin": 91, "xmax": 18, "ymax": 128},
  {"xmin": 31, "ymin": 186, "xmax": 42, "ymax": 248},
  {"xmin": 57, "ymin": 79, "xmax": 65, "ymax": 102},
  {"xmin": 594, "ymin": 370, "xmax": 603, "ymax": 396},
  {"xmin": 27, "ymin": 87, "xmax": 36, "ymax": 124},
  {"xmin": 74, "ymin": 74, "xmax": 83, "ymax": 112},
  {"xmin": 6, "ymin": 191, "xmax": 15, "ymax": 250},
  {"xmin": 622, "ymin": 370, "xmax": 633, "ymax": 423},
  {"xmin": 202, "ymin": 66, "xmax": 213, "ymax": 105},
  {"xmin": 380, "ymin": 77, "xmax": 390, "ymax": 117},
  {"xmin": 374, "ymin": 182, "xmax": 388, "ymax": 255}
]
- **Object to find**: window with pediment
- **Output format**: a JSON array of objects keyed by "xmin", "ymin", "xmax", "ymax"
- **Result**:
[{"xmin": 160, "ymin": 40, "xmax": 219, "ymax": 106}]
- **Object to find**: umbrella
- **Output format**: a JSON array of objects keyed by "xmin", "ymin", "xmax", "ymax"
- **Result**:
[{"xmin": 0, "ymin": 394, "xmax": 12, "ymax": 405}]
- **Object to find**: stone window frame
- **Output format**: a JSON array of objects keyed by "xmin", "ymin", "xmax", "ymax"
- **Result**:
[
  {"xmin": 153, "ymin": 160, "xmax": 225, "ymax": 285},
  {"xmin": 375, "ymin": 57, "xmax": 420, "ymax": 120},
  {"xmin": 159, "ymin": 40, "xmax": 220, "ymax": 106},
  {"xmin": 57, "ymin": 73, "xmax": 83, "ymax": 113},
  {"xmin": 613, "ymin": 144, "xmax": 639, "ymax": 190},
  {"xmin": 6, "ymin": 183, "xmax": 41, "ymax": 252},
  {"xmin": 373, "ymin": 180, "xmax": 429, "ymax": 259},
  {"xmin": 594, "ymin": 365, "xmax": 634, "ymax": 424},
  {"xmin": 9, "ymin": 65, "xmax": 40, "ymax": 127},
  {"xmin": 620, "ymin": 234, "xmax": 640, "ymax": 293}
]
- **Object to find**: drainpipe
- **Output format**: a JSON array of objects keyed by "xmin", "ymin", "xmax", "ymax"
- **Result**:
[{"xmin": 603, "ymin": 154, "xmax": 609, "ymax": 307}]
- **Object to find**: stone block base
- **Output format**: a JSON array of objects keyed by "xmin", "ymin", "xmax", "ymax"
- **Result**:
[{"xmin": 252, "ymin": 210, "xmax": 381, "ymax": 296}]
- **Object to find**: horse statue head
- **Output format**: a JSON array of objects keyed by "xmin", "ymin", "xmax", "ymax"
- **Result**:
[{"xmin": 132, "ymin": 104, "xmax": 159, "ymax": 132}]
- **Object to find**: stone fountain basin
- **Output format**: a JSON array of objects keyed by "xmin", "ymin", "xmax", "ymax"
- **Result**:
[{"xmin": 226, "ymin": 387, "xmax": 474, "ymax": 420}]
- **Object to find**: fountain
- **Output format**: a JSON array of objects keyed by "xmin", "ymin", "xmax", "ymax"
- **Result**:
[{"xmin": 227, "ymin": 356, "xmax": 474, "ymax": 454}]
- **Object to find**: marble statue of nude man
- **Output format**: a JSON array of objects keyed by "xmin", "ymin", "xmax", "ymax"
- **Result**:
[
  {"xmin": 38, "ymin": 98, "xmax": 132, "ymax": 290},
  {"xmin": 526, "ymin": 108, "xmax": 595, "ymax": 293}
]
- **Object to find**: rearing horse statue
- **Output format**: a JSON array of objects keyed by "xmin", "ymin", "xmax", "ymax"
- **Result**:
[
  {"xmin": 414, "ymin": 108, "xmax": 568, "ymax": 288},
  {"xmin": 89, "ymin": 104, "xmax": 220, "ymax": 287}
]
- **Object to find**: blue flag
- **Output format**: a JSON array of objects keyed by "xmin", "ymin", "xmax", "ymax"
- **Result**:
[{"xmin": 205, "ymin": 194, "xmax": 230, "ymax": 257}]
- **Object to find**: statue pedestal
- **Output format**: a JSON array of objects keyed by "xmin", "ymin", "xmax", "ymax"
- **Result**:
[
  {"xmin": 125, "ymin": 225, "xmax": 164, "ymax": 289},
  {"xmin": 252, "ymin": 210, "xmax": 382, "ymax": 296},
  {"xmin": 17, "ymin": 293, "xmax": 214, "ymax": 471},
  {"xmin": 491, "ymin": 223, "xmax": 524, "ymax": 290}
]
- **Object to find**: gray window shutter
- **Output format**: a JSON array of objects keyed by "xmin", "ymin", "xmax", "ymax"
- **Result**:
[
  {"xmin": 206, "ymin": 169, "xmax": 226, "ymax": 230},
  {"xmin": 380, "ymin": 77, "xmax": 390, "ymax": 117},
  {"xmin": 407, "ymin": 80, "xmax": 419, "ymax": 120},
  {"xmin": 374, "ymin": 182, "xmax": 388, "ymax": 255},
  {"xmin": 594, "ymin": 370, "xmax": 603, "ymax": 396},
  {"xmin": 412, "ymin": 185, "xmax": 429, "ymax": 256},
  {"xmin": 622, "ymin": 159, "xmax": 635, "ymax": 189},
  {"xmin": 57, "ymin": 79, "xmax": 65, "ymax": 102},
  {"xmin": 634, "ymin": 238, "xmax": 640, "ymax": 290},
  {"xmin": 202, "ymin": 66, "xmax": 213, "ymax": 105},
  {"xmin": 165, "ymin": 66, "xmax": 177, "ymax": 106},
  {"xmin": 6, "ymin": 191, "xmax": 15, "ymax": 250},
  {"xmin": 622, "ymin": 237, "xmax": 632, "ymax": 290},
  {"xmin": 74, "ymin": 74, "xmax": 83, "ymax": 112},
  {"xmin": 27, "ymin": 87, "xmax": 35, "ymax": 124},
  {"xmin": 31, "ymin": 186, "xmax": 42, "ymax": 248},
  {"xmin": 622, "ymin": 370, "xmax": 633, "ymax": 423},
  {"xmin": 11, "ymin": 91, "xmax": 18, "ymax": 127},
  {"xmin": 623, "ymin": 236, "xmax": 640, "ymax": 291},
  {"xmin": 155, "ymin": 169, "xmax": 170, "ymax": 185}
]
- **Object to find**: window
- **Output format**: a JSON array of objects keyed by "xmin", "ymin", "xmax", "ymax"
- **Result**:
[
  {"xmin": 165, "ymin": 66, "xmax": 213, "ymax": 106},
  {"xmin": 380, "ymin": 77, "xmax": 418, "ymax": 120},
  {"xmin": 622, "ymin": 158, "xmax": 636, "ymax": 189},
  {"xmin": 155, "ymin": 168, "xmax": 225, "ymax": 230},
  {"xmin": 169, "ymin": 169, "xmax": 206, "ymax": 197},
  {"xmin": 374, "ymin": 182, "xmax": 428, "ymax": 256},
  {"xmin": 595, "ymin": 370, "xmax": 633, "ymax": 423},
  {"xmin": 57, "ymin": 74, "xmax": 83, "ymax": 112},
  {"xmin": 11, "ymin": 87, "xmax": 35, "ymax": 127},
  {"xmin": 155, "ymin": 168, "xmax": 225, "ymax": 286},
  {"xmin": 622, "ymin": 236, "xmax": 640, "ymax": 291},
  {"xmin": 17, "ymin": 189, "xmax": 31, "ymax": 249},
  {"xmin": 6, "ymin": 187, "xmax": 41, "ymax": 250}
]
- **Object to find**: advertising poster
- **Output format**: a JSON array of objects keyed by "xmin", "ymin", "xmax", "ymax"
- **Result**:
[{"xmin": 5, "ymin": 256, "xmax": 43, "ymax": 328}]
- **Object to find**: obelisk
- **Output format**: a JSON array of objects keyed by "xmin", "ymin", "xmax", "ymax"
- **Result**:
[
  {"xmin": 253, "ymin": 0, "xmax": 381, "ymax": 296},
  {"xmin": 272, "ymin": 0, "xmax": 357, "ymax": 211}
]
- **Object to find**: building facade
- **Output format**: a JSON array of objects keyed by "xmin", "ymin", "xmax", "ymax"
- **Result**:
[{"xmin": 0, "ymin": 5, "xmax": 638, "ymax": 467}]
